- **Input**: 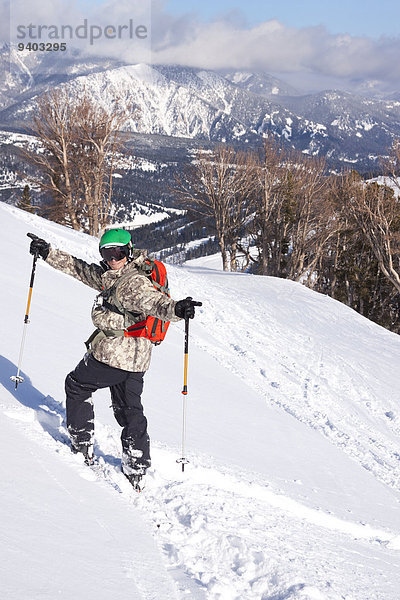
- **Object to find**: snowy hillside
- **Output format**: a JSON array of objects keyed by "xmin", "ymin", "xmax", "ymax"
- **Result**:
[{"xmin": 1, "ymin": 203, "xmax": 400, "ymax": 600}]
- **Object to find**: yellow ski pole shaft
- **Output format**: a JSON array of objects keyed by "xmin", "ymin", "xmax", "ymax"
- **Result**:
[
  {"xmin": 177, "ymin": 316, "xmax": 190, "ymax": 472},
  {"xmin": 11, "ymin": 249, "xmax": 39, "ymax": 389}
]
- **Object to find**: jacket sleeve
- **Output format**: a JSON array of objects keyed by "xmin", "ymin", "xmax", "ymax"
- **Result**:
[
  {"xmin": 45, "ymin": 248, "xmax": 104, "ymax": 291},
  {"xmin": 116, "ymin": 271, "xmax": 180, "ymax": 322}
]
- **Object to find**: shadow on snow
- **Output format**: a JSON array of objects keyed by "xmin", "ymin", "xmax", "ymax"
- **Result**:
[{"xmin": 0, "ymin": 354, "xmax": 119, "ymax": 467}]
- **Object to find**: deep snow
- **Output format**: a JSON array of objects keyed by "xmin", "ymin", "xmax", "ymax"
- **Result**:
[{"xmin": 1, "ymin": 202, "xmax": 400, "ymax": 600}]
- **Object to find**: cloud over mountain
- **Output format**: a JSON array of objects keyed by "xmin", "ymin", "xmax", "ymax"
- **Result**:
[
  {"xmin": 151, "ymin": 14, "xmax": 400, "ymax": 94},
  {"xmin": 2, "ymin": 0, "xmax": 400, "ymax": 95}
]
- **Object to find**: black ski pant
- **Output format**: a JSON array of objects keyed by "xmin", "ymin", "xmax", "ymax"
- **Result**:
[{"xmin": 65, "ymin": 353, "xmax": 150, "ymax": 472}]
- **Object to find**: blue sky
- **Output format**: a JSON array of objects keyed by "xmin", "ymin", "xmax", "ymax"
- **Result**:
[{"xmin": 164, "ymin": 0, "xmax": 399, "ymax": 38}]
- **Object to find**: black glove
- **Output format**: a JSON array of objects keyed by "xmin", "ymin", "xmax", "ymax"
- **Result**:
[
  {"xmin": 27, "ymin": 232, "xmax": 50, "ymax": 260},
  {"xmin": 175, "ymin": 296, "xmax": 202, "ymax": 319}
]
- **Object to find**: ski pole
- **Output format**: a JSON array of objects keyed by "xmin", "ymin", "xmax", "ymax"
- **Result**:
[
  {"xmin": 177, "ymin": 315, "xmax": 190, "ymax": 472},
  {"xmin": 177, "ymin": 300, "xmax": 202, "ymax": 472},
  {"xmin": 10, "ymin": 234, "xmax": 40, "ymax": 389}
]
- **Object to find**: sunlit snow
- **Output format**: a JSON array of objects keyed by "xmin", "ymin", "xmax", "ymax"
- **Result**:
[{"xmin": 1, "ymin": 203, "xmax": 400, "ymax": 600}]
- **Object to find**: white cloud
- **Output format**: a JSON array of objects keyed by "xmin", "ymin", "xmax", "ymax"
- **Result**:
[
  {"xmin": 151, "ymin": 16, "xmax": 400, "ymax": 91},
  {"xmin": 2, "ymin": 0, "xmax": 400, "ymax": 94}
]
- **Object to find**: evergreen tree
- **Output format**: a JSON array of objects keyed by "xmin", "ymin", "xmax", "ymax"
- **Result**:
[{"xmin": 17, "ymin": 184, "xmax": 35, "ymax": 214}]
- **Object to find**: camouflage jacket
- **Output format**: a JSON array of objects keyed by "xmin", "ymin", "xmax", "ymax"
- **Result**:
[{"xmin": 45, "ymin": 247, "xmax": 180, "ymax": 372}]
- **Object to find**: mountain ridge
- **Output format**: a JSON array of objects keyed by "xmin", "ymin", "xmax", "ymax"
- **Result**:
[{"xmin": 1, "ymin": 45, "xmax": 400, "ymax": 169}]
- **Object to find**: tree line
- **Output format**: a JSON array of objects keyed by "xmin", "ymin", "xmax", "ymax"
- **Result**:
[
  {"xmin": 17, "ymin": 88, "xmax": 399, "ymax": 332},
  {"xmin": 173, "ymin": 140, "xmax": 400, "ymax": 333}
]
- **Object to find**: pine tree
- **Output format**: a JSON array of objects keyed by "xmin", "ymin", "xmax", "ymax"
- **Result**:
[{"xmin": 17, "ymin": 185, "xmax": 35, "ymax": 214}]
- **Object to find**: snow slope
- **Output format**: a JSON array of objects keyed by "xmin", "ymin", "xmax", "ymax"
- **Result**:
[{"xmin": 1, "ymin": 202, "xmax": 400, "ymax": 600}]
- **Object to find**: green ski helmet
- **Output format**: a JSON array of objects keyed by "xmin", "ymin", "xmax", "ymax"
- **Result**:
[{"xmin": 99, "ymin": 228, "xmax": 133, "ymax": 261}]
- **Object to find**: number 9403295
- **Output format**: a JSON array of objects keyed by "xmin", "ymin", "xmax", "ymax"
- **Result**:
[{"xmin": 18, "ymin": 42, "xmax": 67, "ymax": 51}]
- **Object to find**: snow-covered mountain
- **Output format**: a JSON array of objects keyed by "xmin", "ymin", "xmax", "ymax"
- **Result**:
[
  {"xmin": 0, "ymin": 43, "xmax": 125, "ymax": 111},
  {"xmin": 221, "ymin": 69, "xmax": 301, "ymax": 98},
  {"xmin": 278, "ymin": 90, "xmax": 400, "ymax": 163},
  {"xmin": 1, "ymin": 44, "xmax": 400, "ymax": 169},
  {"xmin": 1, "ymin": 202, "xmax": 400, "ymax": 599}
]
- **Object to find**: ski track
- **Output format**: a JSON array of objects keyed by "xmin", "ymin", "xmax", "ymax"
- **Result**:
[
  {"xmin": 2, "ymin": 393, "xmax": 400, "ymax": 600},
  {"xmin": 170, "ymin": 267, "xmax": 400, "ymax": 492},
  {"xmin": 2, "ymin": 205, "xmax": 400, "ymax": 599},
  {"xmin": 5, "ymin": 204, "xmax": 400, "ymax": 491}
]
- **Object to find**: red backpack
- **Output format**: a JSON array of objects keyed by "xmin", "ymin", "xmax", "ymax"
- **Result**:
[{"xmin": 123, "ymin": 258, "xmax": 170, "ymax": 345}]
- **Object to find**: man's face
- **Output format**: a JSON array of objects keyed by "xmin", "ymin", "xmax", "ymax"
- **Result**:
[
  {"xmin": 100, "ymin": 245, "xmax": 129, "ymax": 270},
  {"xmin": 107, "ymin": 256, "xmax": 127, "ymax": 270}
]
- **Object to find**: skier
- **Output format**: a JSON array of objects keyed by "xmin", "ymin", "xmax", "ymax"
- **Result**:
[{"xmin": 28, "ymin": 229, "xmax": 201, "ymax": 490}]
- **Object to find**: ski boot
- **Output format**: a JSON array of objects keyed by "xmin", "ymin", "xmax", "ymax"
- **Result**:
[
  {"xmin": 71, "ymin": 441, "xmax": 94, "ymax": 466},
  {"xmin": 124, "ymin": 472, "xmax": 143, "ymax": 492},
  {"xmin": 121, "ymin": 452, "xmax": 148, "ymax": 492}
]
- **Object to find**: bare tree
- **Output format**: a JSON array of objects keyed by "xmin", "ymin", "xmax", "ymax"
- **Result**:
[
  {"xmin": 174, "ymin": 145, "xmax": 258, "ymax": 271},
  {"xmin": 314, "ymin": 171, "xmax": 363, "ymax": 301},
  {"xmin": 327, "ymin": 170, "xmax": 400, "ymax": 298},
  {"xmin": 286, "ymin": 154, "xmax": 334, "ymax": 282},
  {"xmin": 250, "ymin": 136, "xmax": 285, "ymax": 275},
  {"xmin": 21, "ymin": 88, "xmax": 131, "ymax": 235},
  {"xmin": 346, "ymin": 175, "xmax": 400, "ymax": 294}
]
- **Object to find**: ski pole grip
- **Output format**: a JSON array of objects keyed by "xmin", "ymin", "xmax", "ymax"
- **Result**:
[{"xmin": 27, "ymin": 232, "xmax": 42, "ymax": 259}]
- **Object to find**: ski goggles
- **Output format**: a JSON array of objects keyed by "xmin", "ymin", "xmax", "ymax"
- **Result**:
[{"xmin": 100, "ymin": 245, "xmax": 129, "ymax": 261}]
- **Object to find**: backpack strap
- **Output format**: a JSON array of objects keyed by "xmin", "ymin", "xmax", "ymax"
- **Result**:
[
  {"xmin": 99, "ymin": 258, "xmax": 168, "ymax": 316},
  {"xmin": 88, "ymin": 257, "xmax": 170, "ymax": 349},
  {"xmin": 142, "ymin": 258, "xmax": 170, "ymax": 295},
  {"xmin": 85, "ymin": 327, "xmax": 125, "ymax": 351},
  {"xmin": 98, "ymin": 277, "xmax": 140, "ymax": 324}
]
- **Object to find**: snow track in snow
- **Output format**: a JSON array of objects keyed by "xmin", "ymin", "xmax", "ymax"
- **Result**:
[
  {"xmin": 2, "ymin": 203, "xmax": 400, "ymax": 599},
  {"xmin": 4, "ymin": 392, "xmax": 400, "ymax": 600},
  {"xmin": 171, "ymin": 265, "xmax": 400, "ymax": 492}
]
